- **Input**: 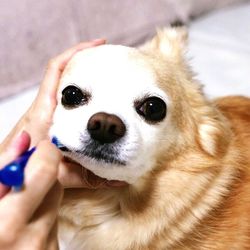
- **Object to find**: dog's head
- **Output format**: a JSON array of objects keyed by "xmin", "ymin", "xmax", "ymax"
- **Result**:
[{"xmin": 50, "ymin": 28, "xmax": 230, "ymax": 184}]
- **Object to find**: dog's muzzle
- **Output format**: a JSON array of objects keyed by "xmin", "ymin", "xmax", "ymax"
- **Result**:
[{"xmin": 56, "ymin": 112, "xmax": 127, "ymax": 165}]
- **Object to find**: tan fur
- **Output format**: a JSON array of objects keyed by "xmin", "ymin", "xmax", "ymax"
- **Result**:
[{"xmin": 59, "ymin": 29, "xmax": 250, "ymax": 250}]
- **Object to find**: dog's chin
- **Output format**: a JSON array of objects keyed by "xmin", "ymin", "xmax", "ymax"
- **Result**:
[
  {"xmin": 60, "ymin": 141, "xmax": 126, "ymax": 166},
  {"xmin": 62, "ymin": 154, "xmax": 128, "ymax": 188}
]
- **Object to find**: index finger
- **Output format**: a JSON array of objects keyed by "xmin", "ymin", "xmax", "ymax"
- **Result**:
[{"xmin": 35, "ymin": 39, "xmax": 106, "ymax": 111}]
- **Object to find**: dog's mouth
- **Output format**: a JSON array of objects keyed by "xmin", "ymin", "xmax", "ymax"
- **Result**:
[
  {"xmin": 61, "ymin": 145, "xmax": 128, "ymax": 188},
  {"xmin": 82, "ymin": 139, "xmax": 127, "ymax": 166},
  {"xmin": 60, "ymin": 140, "xmax": 126, "ymax": 166}
]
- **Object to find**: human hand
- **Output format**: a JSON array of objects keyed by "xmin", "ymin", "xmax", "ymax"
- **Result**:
[
  {"xmin": 1, "ymin": 39, "xmax": 105, "ymax": 147},
  {"xmin": 0, "ymin": 40, "xmax": 119, "ymax": 189},
  {"xmin": 0, "ymin": 132, "xmax": 62, "ymax": 250}
]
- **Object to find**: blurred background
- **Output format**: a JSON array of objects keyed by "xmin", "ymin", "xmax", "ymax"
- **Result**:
[{"xmin": 0, "ymin": 0, "xmax": 250, "ymax": 141}]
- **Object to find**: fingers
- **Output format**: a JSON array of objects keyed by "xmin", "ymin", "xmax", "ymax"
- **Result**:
[
  {"xmin": 35, "ymin": 39, "xmax": 106, "ymax": 113},
  {"xmin": 0, "ymin": 131, "xmax": 30, "ymax": 198},
  {"xmin": 30, "ymin": 182, "xmax": 63, "ymax": 238},
  {"xmin": 0, "ymin": 140, "xmax": 62, "ymax": 228},
  {"xmin": 0, "ymin": 140, "xmax": 62, "ymax": 249},
  {"xmin": 57, "ymin": 160, "xmax": 106, "ymax": 188},
  {"xmin": 26, "ymin": 39, "xmax": 105, "ymax": 146},
  {"xmin": 2, "ymin": 39, "xmax": 106, "ymax": 148},
  {"xmin": 58, "ymin": 160, "xmax": 127, "ymax": 189},
  {"xmin": 0, "ymin": 131, "xmax": 30, "ymax": 166},
  {"xmin": 18, "ymin": 184, "xmax": 62, "ymax": 250},
  {"xmin": 57, "ymin": 160, "xmax": 84, "ymax": 188},
  {"xmin": 46, "ymin": 221, "xmax": 60, "ymax": 250}
]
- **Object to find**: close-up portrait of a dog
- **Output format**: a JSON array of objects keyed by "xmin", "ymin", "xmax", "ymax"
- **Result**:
[{"xmin": 0, "ymin": 1, "xmax": 249, "ymax": 250}]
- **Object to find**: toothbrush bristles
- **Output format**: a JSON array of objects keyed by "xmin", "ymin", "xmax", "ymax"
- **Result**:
[{"xmin": 51, "ymin": 137, "xmax": 64, "ymax": 149}]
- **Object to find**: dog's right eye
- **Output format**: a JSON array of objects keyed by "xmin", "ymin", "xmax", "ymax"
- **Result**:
[{"xmin": 61, "ymin": 85, "xmax": 87, "ymax": 108}]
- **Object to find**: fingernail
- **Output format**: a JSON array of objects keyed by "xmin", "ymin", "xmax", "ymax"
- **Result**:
[
  {"xmin": 9, "ymin": 130, "xmax": 30, "ymax": 153},
  {"xmin": 0, "ymin": 130, "xmax": 30, "ymax": 168},
  {"xmin": 9, "ymin": 131, "xmax": 27, "ymax": 148}
]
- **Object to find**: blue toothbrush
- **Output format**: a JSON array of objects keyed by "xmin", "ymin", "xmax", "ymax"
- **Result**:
[{"xmin": 0, "ymin": 137, "xmax": 63, "ymax": 191}]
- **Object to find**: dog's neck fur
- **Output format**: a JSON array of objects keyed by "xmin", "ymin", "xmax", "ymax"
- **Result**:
[{"xmin": 59, "ymin": 133, "xmax": 244, "ymax": 250}]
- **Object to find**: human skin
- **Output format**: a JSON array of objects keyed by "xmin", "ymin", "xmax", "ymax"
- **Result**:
[
  {"xmin": 0, "ymin": 132, "xmax": 62, "ymax": 249},
  {"xmin": 0, "ymin": 40, "xmax": 108, "ymax": 249},
  {"xmin": 0, "ymin": 39, "xmax": 107, "ymax": 191}
]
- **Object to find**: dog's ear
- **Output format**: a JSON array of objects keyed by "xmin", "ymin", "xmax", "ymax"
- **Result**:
[
  {"xmin": 197, "ymin": 110, "xmax": 231, "ymax": 157},
  {"xmin": 140, "ymin": 27, "xmax": 188, "ymax": 60}
]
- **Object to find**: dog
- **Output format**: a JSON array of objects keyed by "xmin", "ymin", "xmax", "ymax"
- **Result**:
[{"xmin": 50, "ymin": 28, "xmax": 250, "ymax": 250}]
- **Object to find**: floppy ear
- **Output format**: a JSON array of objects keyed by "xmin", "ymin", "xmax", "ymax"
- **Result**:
[{"xmin": 140, "ymin": 27, "xmax": 188, "ymax": 60}]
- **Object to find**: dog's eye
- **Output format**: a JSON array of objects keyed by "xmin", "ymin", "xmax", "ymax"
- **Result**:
[
  {"xmin": 61, "ymin": 85, "xmax": 87, "ymax": 108},
  {"xmin": 136, "ymin": 97, "xmax": 167, "ymax": 122}
]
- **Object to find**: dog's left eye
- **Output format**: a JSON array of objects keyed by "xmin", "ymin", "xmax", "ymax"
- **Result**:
[
  {"xmin": 61, "ymin": 85, "xmax": 87, "ymax": 108},
  {"xmin": 136, "ymin": 97, "xmax": 167, "ymax": 122}
]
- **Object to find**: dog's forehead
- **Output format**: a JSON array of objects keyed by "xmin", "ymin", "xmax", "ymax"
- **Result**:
[{"xmin": 60, "ymin": 45, "xmax": 159, "ymax": 94}]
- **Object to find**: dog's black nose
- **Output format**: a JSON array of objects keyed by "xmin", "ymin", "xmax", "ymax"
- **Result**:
[{"xmin": 87, "ymin": 112, "xmax": 126, "ymax": 144}]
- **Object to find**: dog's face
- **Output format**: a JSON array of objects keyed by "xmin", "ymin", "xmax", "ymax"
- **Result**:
[
  {"xmin": 50, "ymin": 29, "xmax": 227, "ymax": 184},
  {"xmin": 50, "ymin": 45, "xmax": 176, "ymax": 183}
]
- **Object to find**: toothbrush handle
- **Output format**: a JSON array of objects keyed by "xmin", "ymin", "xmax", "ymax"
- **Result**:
[
  {"xmin": 0, "ymin": 147, "xmax": 36, "ymax": 188},
  {"xmin": 0, "ymin": 137, "xmax": 59, "ymax": 189},
  {"xmin": 14, "ymin": 147, "xmax": 36, "ymax": 170}
]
